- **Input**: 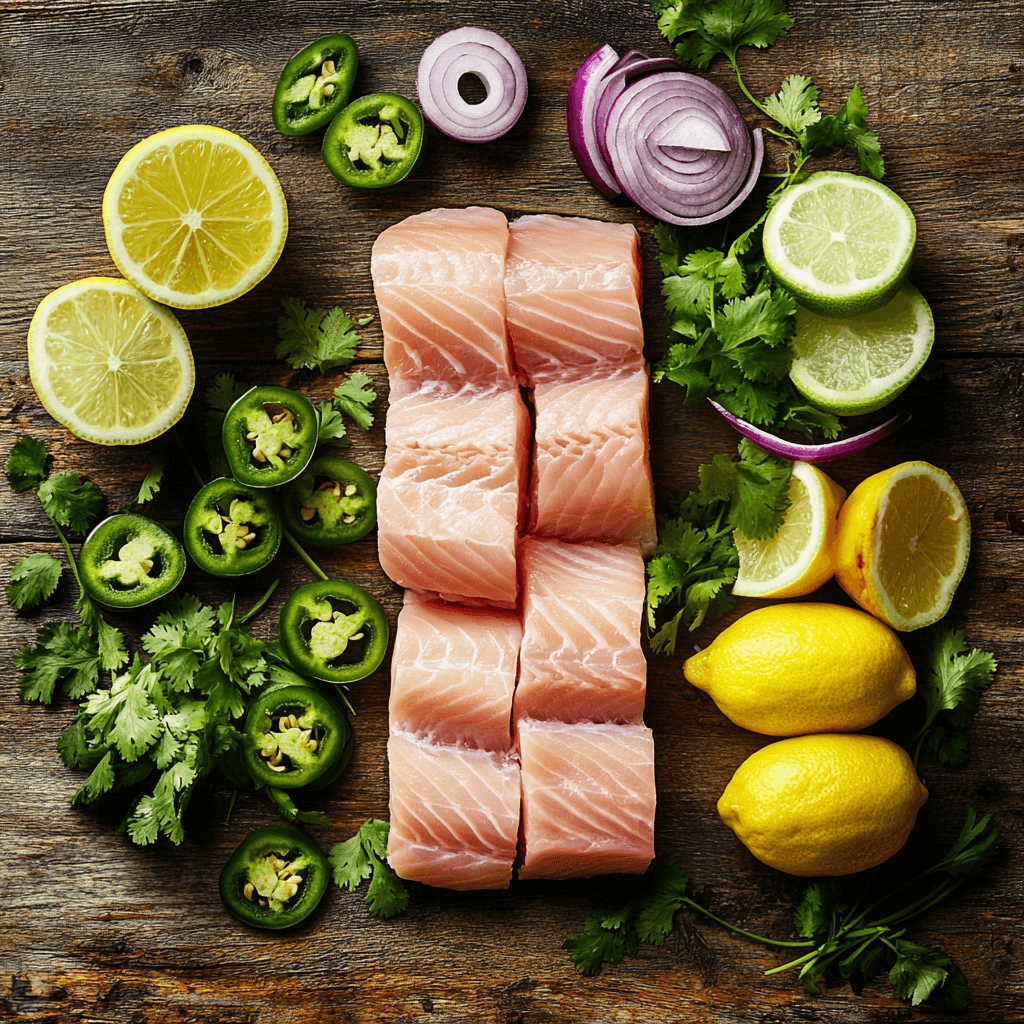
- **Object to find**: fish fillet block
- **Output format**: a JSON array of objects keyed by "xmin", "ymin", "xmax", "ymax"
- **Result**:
[
  {"xmin": 531, "ymin": 366, "xmax": 656, "ymax": 554},
  {"xmin": 390, "ymin": 591, "xmax": 522, "ymax": 752},
  {"xmin": 518, "ymin": 719, "xmax": 655, "ymax": 880},
  {"xmin": 505, "ymin": 214, "xmax": 643, "ymax": 385},
  {"xmin": 514, "ymin": 537, "xmax": 646, "ymax": 724},
  {"xmin": 387, "ymin": 732, "xmax": 521, "ymax": 890},
  {"xmin": 372, "ymin": 206, "xmax": 514, "ymax": 387}
]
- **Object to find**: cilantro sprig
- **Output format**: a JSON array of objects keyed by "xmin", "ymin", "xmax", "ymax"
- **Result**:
[
  {"xmin": 329, "ymin": 819, "xmax": 410, "ymax": 919},
  {"xmin": 646, "ymin": 440, "xmax": 792, "ymax": 651},
  {"xmin": 276, "ymin": 297, "xmax": 373, "ymax": 376}
]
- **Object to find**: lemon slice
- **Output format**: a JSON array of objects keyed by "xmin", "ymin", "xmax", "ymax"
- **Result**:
[
  {"xmin": 764, "ymin": 171, "xmax": 916, "ymax": 316},
  {"xmin": 836, "ymin": 461, "xmax": 971, "ymax": 630},
  {"xmin": 102, "ymin": 125, "xmax": 288, "ymax": 309},
  {"xmin": 28, "ymin": 277, "xmax": 194, "ymax": 445},
  {"xmin": 733, "ymin": 461, "xmax": 847, "ymax": 598}
]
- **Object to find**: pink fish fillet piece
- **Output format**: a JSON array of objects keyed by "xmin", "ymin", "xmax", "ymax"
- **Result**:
[
  {"xmin": 531, "ymin": 365, "xmax": 656, "ymax": 554},
  {"xmin": 389, "ymin": 591, "xmax": 522, "ymax": 752},
  {"xmin": 377, "ymin": 383, "xmax": 528, "ymax": 607},
  {"xmin": 372, "ymin": 206, "xmax": 515, "ymax": 387},
  {"xmin": 514, "ymin": 536, "xmax": 646, "ymax": 725},
  {"xmin": 387, "ymin": 732, "xmax": 521, "ymax": 890},
  {"xmin": 517, "ymin": 718, "xmax": 656, "ymax": 880},
  {"xmin": 505, "ymin": 213, "xmax": 643, "ymax": 386}
]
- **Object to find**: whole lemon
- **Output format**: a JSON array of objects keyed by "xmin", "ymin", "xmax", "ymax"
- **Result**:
[
  {"xmin": 718, "ymin": 734, "xmax": 928, "ymax": 876},
  {"xmin": 684, "ymin": 603, "xmax": 916, "ymax": 736}
]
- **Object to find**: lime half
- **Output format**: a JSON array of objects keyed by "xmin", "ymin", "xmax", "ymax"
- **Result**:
[
  {"xmin": 764, "ymin": 172, "xmax": 916, "ymax": 316},
  {"xmin": 28, "ymin": 277, "xmax": 195, "ymax": 445},
  {"xmin": 789, "ymin": 282, "xmax": 934, "ymax": 416}
]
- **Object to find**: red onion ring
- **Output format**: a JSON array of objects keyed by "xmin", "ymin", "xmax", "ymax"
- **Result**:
[
  {"xmin": 566, "ymin": 45, "xmax": 764, "ymax": 225},
  {"xmin": 708, "ymin": 400, "xmax": 912, "ymax": 462},
  {"xmin": 416, "ymin": 27, "xmax": 528, "ymax": 143}
]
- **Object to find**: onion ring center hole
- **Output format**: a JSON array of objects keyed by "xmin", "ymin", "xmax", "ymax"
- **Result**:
[{"xmin": 457, "ymin": 72, "xmax": 490, "ymax": 105}]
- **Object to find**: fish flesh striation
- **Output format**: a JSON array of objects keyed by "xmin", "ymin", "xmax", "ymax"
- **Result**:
[
  {"xmin": 531, "ymin": 365, "xmax": 656, "ymax": 554},
  {"xmin": 517, "ymin": 718, "xmax": 656, "ymax": 880},
  {"xmin": 389, "ymin": 591, "xmax": 521, "ymax": 753},
  {"xmin": 514, "ymin": 536, "xmax": 647, "ymax": 725},
  {"xmin": 387, "ymin": 731, "xmax": 522, "ymax": 891}
]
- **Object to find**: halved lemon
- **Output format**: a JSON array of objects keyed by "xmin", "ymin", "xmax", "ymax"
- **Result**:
[
  {"xmin": 836, "ymin": 461, "xmax": 970, "ymax": 630},
  {"xmin": 102, "ymin": 125, "xmax": 288, "ymax": 309},
  {"xmin": 733, "ymin": 461, "xmax": 847, "ymax": 598},
  {"xmin": 28, "ymin": 277, "xmax": 194, "ymax": 445}
]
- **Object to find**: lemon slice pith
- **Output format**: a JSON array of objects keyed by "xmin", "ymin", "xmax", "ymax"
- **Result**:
[
  {"xmin": 28, "ymin": 277, "xmax": 195, "ymax": 445},
  {"xmin": 102, "ymin": 125, "xmax": 288, "ymax": 309}
]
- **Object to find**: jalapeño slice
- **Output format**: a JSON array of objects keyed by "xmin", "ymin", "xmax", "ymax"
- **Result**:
[
  {"xmin": 272, "ymin": 33, "xmax": 359, "ymax": 137},
  {"xmin": 242, "ymin": 671, "xmax": 353, "ymax": 790},
  {"xmin": 321, "ymin": 92, "xmax": 425, "ymax": 189},
  {"xmin": 79, "ymin": 513, "xmax": 186, "ymax": 609},
  {"xmin": 219, "ymin": 825, "xmax": 330, "ymax": 930},
  {"xmin": 221, "ymin": 386, "xmax": 317, "ymax": 489},
  {"xmin": 183, "ymin": 478, "xmax": 283, "ymax": 577},
  {"xmin": 278, "ymin": 579, "xmax": 389, "ymax": 684},
  {"xmin": 279, "ymin": 454, "xmax": 377, "ymax": 547}
]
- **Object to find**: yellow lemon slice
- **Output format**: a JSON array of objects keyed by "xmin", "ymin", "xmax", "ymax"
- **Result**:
[
  {"xmin": 732, "ymin": 461, "xmax": 847, "ymax": 598},
  {"xmin": 836, "ymin": 461, "xmax": 970, "ymax": 630},
  {"xmin": 28, "ymin": 277, "xmax": 194, "ymax": 445},
  {"xmin": 102, "ymin": 125, "xmax": 288, "ymax": 309}
]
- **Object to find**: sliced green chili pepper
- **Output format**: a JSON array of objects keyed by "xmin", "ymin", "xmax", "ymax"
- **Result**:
[
  {"xmin": 279, "ymin": 455, "xmax": 377, "ymax": 547},
  {"xmin": 321, "ymin": 92, "xmax": 426, "ymax": 190},
  {"xmin": 278, "ymin": 579, "xmax": 389, "ymax": 684},
  {"xmin": 221, "ymin": 386, "xmax": 317, "ymax": 489},
  {"xmin": 272, "ymin": 33, "xmax": 359, "ymax": 137},
  {"xmin": 242, "ymin": 671, "xmax": 353, "ymax": 790},
  {"xmin": 183, "ymin": 478, "xmax": 283, "ymax": 577},
  {"xmin": 219, "ymin": 825, "xmax": 330, "ymax": 930},
  {"xmin": 79, "ymin": 513, "xmax": 186, "ymax": 610}
]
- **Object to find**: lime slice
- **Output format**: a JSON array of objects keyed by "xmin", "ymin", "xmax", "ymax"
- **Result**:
[
  {"xmin": 102, "ymin": 125, "xmax": 288, "ymax": 309},
  {"xmin": 789, "ymin": 282, "xmax": 934, "ymax": 416},
  {"xmin": 764, "ymin": 171, "xmax": 916, "ymax": 316},
  {"xmin": 28, "ymin": 277, "xmax": 195, "ymax": 445},
  {"xmin": 733, "ymin": 461, "xmax": 846, "ymax": 598}
]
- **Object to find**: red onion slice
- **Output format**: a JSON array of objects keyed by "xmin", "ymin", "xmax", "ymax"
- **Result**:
[
  {"xmin": 417, "ymin": 27, "xmax": 528, "ymax": 143},
  {"xmin": 566, "ymin": 44, "xmax": 623, "ymax": 197},
  {"xmin": 708, "ymin": 400, "xmax": 912, "ymax": 462}
]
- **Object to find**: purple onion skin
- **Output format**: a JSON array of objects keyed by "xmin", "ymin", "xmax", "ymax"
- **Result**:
[
  {"xmin": 566, "ymin": 44, "xmax": 622, "ymax": 197},
  {"xmin": 708, "ymin": 400, "xmax": 912, "ymax": 462}
]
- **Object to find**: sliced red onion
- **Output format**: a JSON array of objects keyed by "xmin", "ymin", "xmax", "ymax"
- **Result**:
[
  {"xmin": 417, "ymin": 27, "xmax": 528, "ymax": 143},
  {"xmin": 566, "ymin": 44, "xmax": 764, "ymax": 225},
  {"xmin": 708, "ymin": 400, "xmax": 912, "ymax": 462}
]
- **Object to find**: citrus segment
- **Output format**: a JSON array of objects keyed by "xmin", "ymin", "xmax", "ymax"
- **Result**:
[
  {"xmin": 102, "ymin": 125, "xmax": 288, "ymax": 308},
  {"xmin": 28, "ymin": 277, "xmax": 194, "ymax": 445},
  {"xmin": 790, "ymin": 282, "xmax": 934, "ymax": 415},
  {"xmin": 836, "ymin": 461, "xmax": 970, "ymax": 630},
  {"xmin": 732, "ymin": 461, "xmax": 846, "ymax": 598},
  {"xmin": 764, "ymin": 171, "xmax": 916, "ymax": 316}
]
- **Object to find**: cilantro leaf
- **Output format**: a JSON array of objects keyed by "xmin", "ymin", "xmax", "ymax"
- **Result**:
[
  {"xmin": 5, "ymin": 435, "xmax": 50, "ymax": 491},
  {"xmin": 889, "ymin": 940, "xmax": 953, "ymax": 1006},
  {"xmin": 76, "ymin": 591, "xmax": 129, "ymax": 671},
  {"xmin": 331, "ymin": 373, "xmax": 377, "ymax": 431},
  {"xmin": 801, "ymin": 83, "xmax": 885, "ymax": 180},
  {"xmin": 930, "ymin": 807, "xmax": 1003, "ymax": 879},
  {"xmin": 657, "ymin": 0, "xmax": 793, "ymax": 69},
  {"xmin": 316, "ymin": 400, "xmax": 350, "ymax": 447},
  {"xmin": 276, "ymin": 297, "xmax": 371, "ymax": 375},
  {"xmin": 203, "ymin": 373, "xmax": 247, "ymax": 478},
  {"xmin": 7, "ymin": 552, "xmax": 62, "ymax": 610},
  {"xmin": 135, "ymin": 462, "xmax": 165, "ymax": 506},
  {"xmin": 763, "ymin": 74, "xmax": 821, "ymax": 133},
  {"xmin": 16, "ymin": 622, "xmax": 101, "ymax": 704},
  {"xmin": 38, "ymin": 472, "xmax": 104, "ymax": 534},
  {"xmin": 329, "ymin": 820, "xmax": 410, "ymax": 919},
  {"xmin": 793, "ymin": 881, "xmax": 847, "ymax": 940}
]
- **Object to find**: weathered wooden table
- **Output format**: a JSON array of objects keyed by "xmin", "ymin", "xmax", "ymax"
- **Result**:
[{"xmin": 3, "ymin": 2, "xmax": 1022, "ymax": 1021}]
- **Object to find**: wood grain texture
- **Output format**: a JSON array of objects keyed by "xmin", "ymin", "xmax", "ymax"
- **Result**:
[{"xmin": 2, "ymin": 1, "xmax": 1023, "ymax": 1022}]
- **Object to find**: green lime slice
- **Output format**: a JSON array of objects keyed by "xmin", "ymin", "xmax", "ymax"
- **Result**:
[
  {"xmin": 789, "ymin": 282, "xmax": 934, "ymax": 416},
  {"xmin": 764, "ymin": 171, "xmax": 917, "ymax": 316}
]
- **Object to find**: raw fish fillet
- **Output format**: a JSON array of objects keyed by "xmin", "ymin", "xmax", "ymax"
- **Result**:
[
  {"xmin": 372, "ymin": 206, "xmax": 514, "ymax": 387},
  {"xmin": 517, "ymin": 718, "xmax": 655, "ymax": 880},
  {"xmin": 505, "ymin": 214, "xmax": 643, "ymax": 385},
  {"xmin": 390, "ymin": 591, "xmax": 521, "ymax": 752},
  {"xmin": 514, "ymin": 537, "xmax": 646, "ymax": 724},
  {"xmin": 531, "ymin": 365, "xmax": 656, "ymax": 554},
  {"xmin": 387, "ymin": 732, "xmax": 521, "ymax": 890}
]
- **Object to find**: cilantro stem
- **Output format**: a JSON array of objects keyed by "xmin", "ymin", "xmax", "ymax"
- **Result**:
[
  {"xmin": 728, "ymin": 54, "xmax": 768, "ymax": 116},
  {"xmin": 225, "ymin": 787, "xmax": 237, "ymax": 824},
  {"xmin": 237, "ymin": 578, "xmax": 281, "ymax": 626},
  {"xmin": 51, "ymin": 520, "xmax": 86, "ymax": 596},
  {"xmin": 765, "ymin": 949, "xmax": 819, "ymax": 975},
  {"xmin": 683, "ymin": 898, "xmax": 814, "ymax": 949},
  {"xmin": 283, "ymin": 527, "xmax": 330, "ymax": 582}
]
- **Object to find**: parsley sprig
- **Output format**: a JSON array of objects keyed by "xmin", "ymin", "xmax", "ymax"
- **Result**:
[{"xmin": 646, "ymin": 440, "xmax": 792, "ymax": 651}]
